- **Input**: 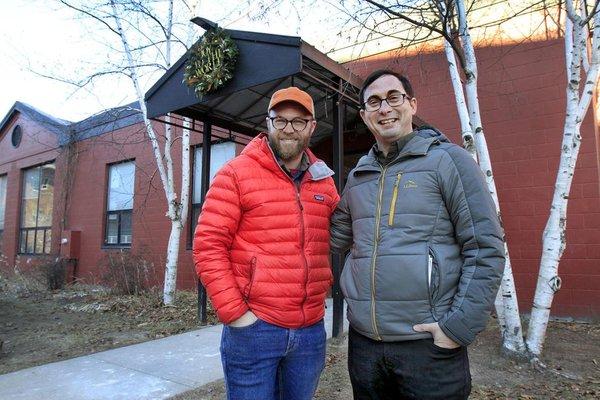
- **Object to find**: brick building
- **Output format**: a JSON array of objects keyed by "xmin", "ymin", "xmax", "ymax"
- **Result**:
[
  {"xmin": 1, "ymin": 36, "xmax": 598, "ymax": 319},
  {"xmin": 338, "ymin": 37, "xmax": 600, "ymax": 318}
]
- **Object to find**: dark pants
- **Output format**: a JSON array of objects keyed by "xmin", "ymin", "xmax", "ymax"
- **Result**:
[{"xmin": 348, "ymin": 327, "xmax": 471, "ymax": 400}]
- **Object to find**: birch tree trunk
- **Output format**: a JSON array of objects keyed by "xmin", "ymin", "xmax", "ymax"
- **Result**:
[
  {"xmin": 162, "ymin": 116, "xmax": 192, "ymax": 305},
  {"xmin": 526, "ymin": 1, "xmax": 600, "ymax": 356},
  {"xmin": 441, "ymin": 20, "xmax": 508, "ymax": 340},
  {"xmin": 454, "ymin": 0, "xmax": 527, "ymax": 354},
  {"xmin": 162, "ymin": 1, "xmax": 198, "ymax": 304},
  {"xmin": 109, "ymin": 0, "xmax": 190, "ymax": 305},
  {"xmin": 442, "ymin": 37, "xmax": 477, "ymax": 159},
  {"xmin": 161, "ymin": 0, "xmax": 181, "ymax": 306}
]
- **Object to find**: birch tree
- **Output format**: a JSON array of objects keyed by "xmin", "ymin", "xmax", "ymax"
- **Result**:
[
  {"xmin": 526, "ymin": 0, "xmax": 600, "ymax": 356},
  {"xmin": 435, "ymin": 1, "xmax": 527, "ymax": 354},
  {"xmin": 449, "ymin": 0, "xmax": 527, "ymax": 356},
  {"xmin": 55, "ymin": 0, "xmax": 201, "ymax": 305},
  {"xmin": 109, "ymin": 0, "xmax": 205, "ymax": 305}
]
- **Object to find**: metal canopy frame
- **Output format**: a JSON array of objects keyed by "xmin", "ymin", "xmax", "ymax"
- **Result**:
[{"xmin": 144, "ymin": 18, "xmax": 360, "ymax": 337}]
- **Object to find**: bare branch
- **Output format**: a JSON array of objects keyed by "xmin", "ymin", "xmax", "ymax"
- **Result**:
[{"xmin": 58, "ymin": 0, "xmax": 120, "ymax": 36}]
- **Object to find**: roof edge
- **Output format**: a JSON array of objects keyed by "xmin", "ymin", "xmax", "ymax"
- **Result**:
[{"xmin": 0, "ymin": 101, "xmax": 71, "ymax": 141}]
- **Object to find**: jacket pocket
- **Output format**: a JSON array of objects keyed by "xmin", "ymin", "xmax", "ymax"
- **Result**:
[
  {"xmin": 243, "ymin": 257, "xmax": 257, "ymax": 300},
  {"xmin": 427, "ymin": 248, "xmax": 440, "ymax": 305},
  {"xmin": 388, "ymin": 172, "xmax": 402, "ymax": 226}
]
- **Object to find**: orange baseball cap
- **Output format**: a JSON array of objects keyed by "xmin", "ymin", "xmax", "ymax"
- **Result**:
[{"xmin": 268, "ymin": 87, "xmax": 315, "ymax": 117}]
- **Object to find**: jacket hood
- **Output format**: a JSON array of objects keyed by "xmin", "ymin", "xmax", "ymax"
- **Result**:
[{"xmin": 414, "ymin": 125, "xmax": 451, "ymax": 143}]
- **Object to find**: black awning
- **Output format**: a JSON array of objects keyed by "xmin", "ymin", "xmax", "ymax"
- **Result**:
[{"xmin": 144, "ymin": 18, "xmax": 364, "ymax": 144}]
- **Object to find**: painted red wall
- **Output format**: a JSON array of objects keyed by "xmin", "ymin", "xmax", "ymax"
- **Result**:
[{"xmin": 342, "ymin": 37, "xmax": 600, "ymax": 319}]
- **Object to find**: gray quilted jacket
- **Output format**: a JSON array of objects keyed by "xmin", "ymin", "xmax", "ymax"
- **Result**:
[{"xmin": 330, "ymin": 127, "xmax": 505, "ymax": 346}]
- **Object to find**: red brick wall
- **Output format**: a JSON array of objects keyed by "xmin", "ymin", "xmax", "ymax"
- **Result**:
[
  {"xmin": 1, "ymin": 37, "xmax": 598, "ymax": 320},
  {"xmin": 341, "ymin": 38, "xmax": 600, "ymax": 319},
  {"xmin": 64, "ymin": 121, "xmax": 247, "ymax": 290},
  {"xmin": 0, "ymin": 112, "xmax": 62, "ymax": 268},
  {"xmin": 65, "ymin": 121, "xmax": 208, "ymax": 289}
]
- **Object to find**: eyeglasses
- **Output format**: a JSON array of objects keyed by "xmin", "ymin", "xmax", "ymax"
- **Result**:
[
  {"xmin": 267, "ymin": 116, "xmax": 313, "ymax": 131},
  {"xmin": 362, "ymin": 92, "xmax": 411, "ymax": 112}
]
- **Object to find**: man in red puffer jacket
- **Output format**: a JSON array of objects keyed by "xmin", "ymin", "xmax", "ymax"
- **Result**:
[{"xmin": 193, "ymin": 86, "xmax": 339, "ymax": 400}]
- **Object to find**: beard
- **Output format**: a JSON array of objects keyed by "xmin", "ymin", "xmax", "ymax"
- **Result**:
[{"xmin": 269, "ymin": 134, "xmax": 309, "ymax": 161}]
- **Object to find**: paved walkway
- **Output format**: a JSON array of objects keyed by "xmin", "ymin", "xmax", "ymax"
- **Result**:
[{"xmin": 0, "ymin": 300, "xmax": 347, "ymax": 400}]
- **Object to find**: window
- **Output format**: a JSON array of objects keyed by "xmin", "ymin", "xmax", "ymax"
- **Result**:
[
  {"xmin": 19, "ymin": 163, "xmax": 55, "ymax": 254},
  {"xmin": 12, "ymin": 125, "xmax": 22, "ymax": 148},
  {"xmin": 0, "ymin": 175, "xmax": 7, "ymax": 252},
  {"xmin": 105, "ymin": 161, "xmax": 135, "ymax": 246},
  {"xmin": 191, "ymin": 142, "xmax": 236, "ymax": 234}
]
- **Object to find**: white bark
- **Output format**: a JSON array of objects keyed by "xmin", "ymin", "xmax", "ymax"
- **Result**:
[
  {"xmin": 162, "ymin": 0, "xmax": 200, "ymax": 305},
  {"xmin": 109, "ymin": 0, "xmax": 190, "ymax": 305},
  {"xmin": 110, "ymin": 1, "xmax": 170, "ymax": 196},
  {"xmin": 162, "ymin": 0, "xmax": 191, "ymax": 306},
  {"xmin": 163, "ymin": 116, "xmax": 192, "ymax": 305},
  {"xmin": 443, "ymin": 33, "xmax": 477, "ymax": 159},
  {"xmin": 180, "ymin": 117, "xmax": 191, "ymax": 228},
  {"xmin": 527, "ymin": 1, "xmax": 600, "ymax": 356},
  {"xmin": 581, "ymin": 0, "xmax": 591, "ymax": 72},
  {"xmin": 164, "ymin": 219, "xmax": 182, "ymax": 305},
  {"xmin": 455, "ymin": 0, "xmax": 527, "ymax": 354},
  {"xmin": 438, "ymin": 0, "xmax": 505, "ymax": 336},
  {"xmin": 159, "ymin": 1, "xmax": 201, "ymax": 304}
]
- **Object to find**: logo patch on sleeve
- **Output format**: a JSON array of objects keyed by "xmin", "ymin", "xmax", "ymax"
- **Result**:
[{"xmin": 314, "ymin": 195, "xmax": 325, "ymax": 202}]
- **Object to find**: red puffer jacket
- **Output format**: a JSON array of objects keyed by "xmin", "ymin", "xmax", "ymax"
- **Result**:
[{"xmin": 193, "ymin": 134, "xmax": 340, "ymax": 328}]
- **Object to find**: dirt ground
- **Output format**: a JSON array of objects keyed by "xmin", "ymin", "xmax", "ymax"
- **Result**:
[
  {"xmin": 0, "ymin": 286, "xmax": 216, "ymax": 375},
  {"xmin": 171, "ymin": 319, "xmax": 600, "ymax": 400},
  {"xmin": 1, "ymin": 284, "xmax": 598, "ymax": 399}
]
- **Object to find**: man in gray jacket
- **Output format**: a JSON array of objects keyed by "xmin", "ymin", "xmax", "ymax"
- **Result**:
[{"xmin": 330, "ymin": 69, "xmax": 505, "ymax": 400}]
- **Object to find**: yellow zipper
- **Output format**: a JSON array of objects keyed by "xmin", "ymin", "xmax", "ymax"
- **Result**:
[
  {"xmin": 388, "ymin": 173, "xmax": 402, "ymax": 226},
  {"xmin": 369, "ymin": 165, "xmax": 387, "ymax": 340}
]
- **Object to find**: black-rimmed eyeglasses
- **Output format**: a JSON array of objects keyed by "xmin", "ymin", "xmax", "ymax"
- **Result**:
[
  {"xmin": 267, "ymin": 116, "xmax": 313, "ymax": 131},
  {"xmin": 362, "ymin": 92, "xmax": 411, "ymax": 112}
]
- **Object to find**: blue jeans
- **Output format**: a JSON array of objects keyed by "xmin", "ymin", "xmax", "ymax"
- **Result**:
[{"xmin": 220, "ymin": 318, "xmax": 326, "ymax": 400}]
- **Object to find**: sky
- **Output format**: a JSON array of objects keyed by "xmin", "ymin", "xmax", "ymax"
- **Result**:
[
  {"xmin": 0, "ymin": 0, "xmax": 554, "ymax": 123},
  {"xmin": 0, "ymin": 0, "xmax": 354, "ymax": 123}
]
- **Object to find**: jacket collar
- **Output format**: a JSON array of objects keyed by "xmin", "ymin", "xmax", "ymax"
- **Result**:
[
  {"xmin": 241, "ymin": 133, "xmax": 334, "ymax": 181},
  {"xmin": 354, "ymin": 131, "xmax": 440, "ymax": 173}
]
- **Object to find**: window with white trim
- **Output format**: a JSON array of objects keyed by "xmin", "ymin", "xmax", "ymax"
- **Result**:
[
  {"xmin": 105, "ymin": 161, "xmax": 135, "ymax": 246},
  {"xmin": 0, "ymin": 175, "xmax": 7, "ymax": 253},
  {"xmin": 19, "ymin": 163, "xmax": 55, "ymax": 254}
]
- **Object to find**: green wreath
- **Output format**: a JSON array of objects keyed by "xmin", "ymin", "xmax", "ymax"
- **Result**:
[{"xmin": 183, "ymin": 28, "xmax": 239, "ymax": 97}]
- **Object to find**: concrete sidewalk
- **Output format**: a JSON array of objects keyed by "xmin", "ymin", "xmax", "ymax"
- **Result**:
[{"xmin": 0, "ymin": 300, "xmax": 347, "ymax": 400}]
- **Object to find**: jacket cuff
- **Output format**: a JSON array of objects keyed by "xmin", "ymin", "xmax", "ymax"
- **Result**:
[
  {"xmin": 438, "ymin": 313, "xmax": 475, "ymax": 347},
  {"xmin": 219, "ymin": 303, "xmax": 249, "ymax": 325}
]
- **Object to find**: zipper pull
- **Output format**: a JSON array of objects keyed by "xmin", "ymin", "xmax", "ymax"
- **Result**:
[
  {"xmin": 388, "ymin": 172, "xmax": 402, "ymax": 226},
  {"xmin": 297, "ymin": 191, "xmax": 303, "ymax": 210},
  {"xmin": 394, "ymin": 172, "xmax": 402, "ymax": 187},
  {"xmin": 427, "ymin": 254, "xmax": 433, "ymax": 287}
]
